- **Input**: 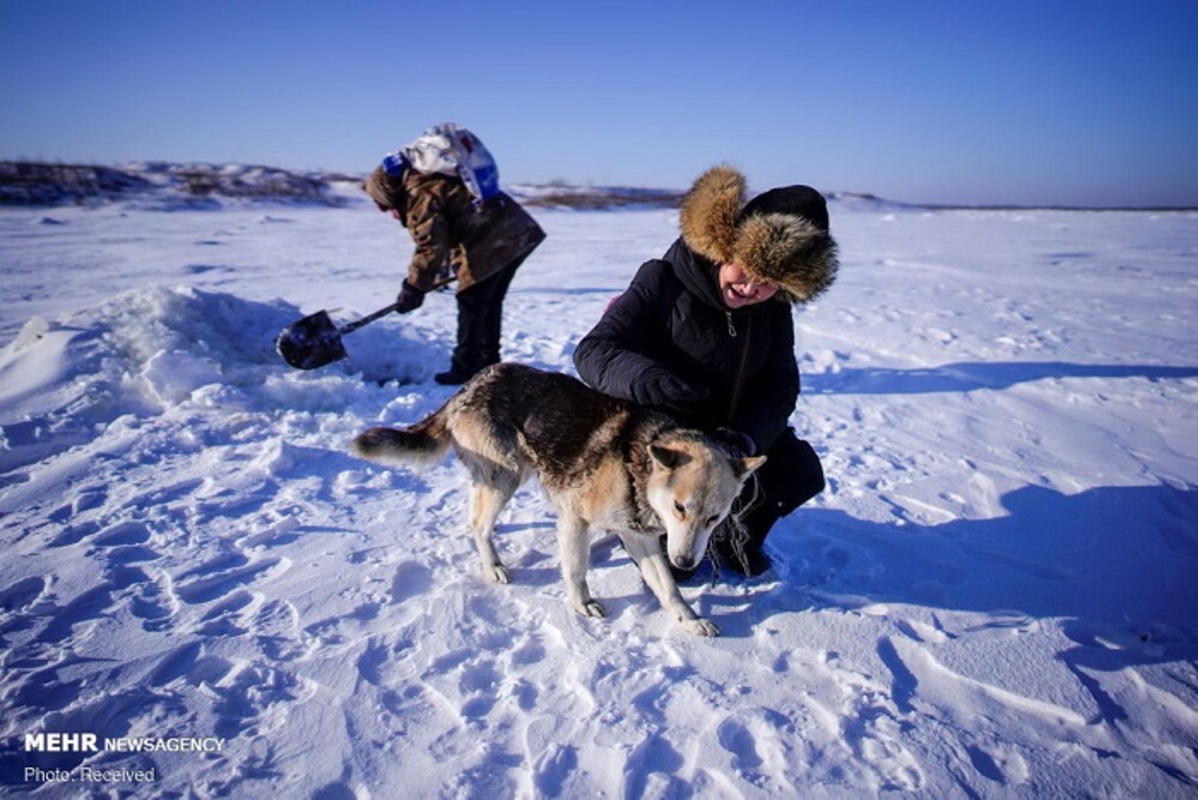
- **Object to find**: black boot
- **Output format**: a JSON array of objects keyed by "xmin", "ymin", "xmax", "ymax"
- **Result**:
[
  {"xmin": 434, "ymin": 365, "xmax": 478, "ymax": 385},
  {"xmin": 715, "ymin": 430, "xmax": 824, "ymax": 577},
  {"xmin": 435, "ymin": 349, "xmax": 487, "ymax": 386},
  {"xmin": 714, "ymin": 504, "xmax": 781, "ymax": 578}
]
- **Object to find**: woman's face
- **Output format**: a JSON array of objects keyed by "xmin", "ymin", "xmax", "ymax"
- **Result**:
[{"xmin": 718, "ymin": 263, "xmax": 778, "ymax": 309}]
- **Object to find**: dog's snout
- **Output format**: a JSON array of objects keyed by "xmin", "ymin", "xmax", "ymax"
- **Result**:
[{"xmin": 671, "ymin": 554, "xmax": 696, "ymax": 571}]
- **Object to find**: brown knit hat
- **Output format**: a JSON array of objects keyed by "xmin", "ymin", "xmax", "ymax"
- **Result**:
[{"xmin": 679, "ymin": 165, "xmax": 839, "ymax": 303}]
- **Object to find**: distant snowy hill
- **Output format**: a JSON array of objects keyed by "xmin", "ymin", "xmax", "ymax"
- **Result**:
[
  {"xmin": 5, "ymin": 160, "xmax": 1185, "ymax": 213},
  {"xmin": 0, "ymin": 161, "xmax": 692, "ymax": 211},
  {"xmin": 0, "ymin": 161, "xmax": 343, "ymax": 208}
]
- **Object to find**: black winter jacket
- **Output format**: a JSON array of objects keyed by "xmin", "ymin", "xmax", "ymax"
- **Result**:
[{"xmin": 573, "ymin": 238, "xmax": 800, "ymax": 453}]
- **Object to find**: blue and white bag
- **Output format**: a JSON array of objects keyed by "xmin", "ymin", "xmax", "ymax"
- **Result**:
[{"xmin": 395, "ymin": 123, "xmax": 500, "ymax": 202}]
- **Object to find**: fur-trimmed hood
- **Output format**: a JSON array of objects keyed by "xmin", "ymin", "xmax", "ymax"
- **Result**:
[{"xmin": 679, "ymin": 165, "xmax": 838, "ymax": 304}]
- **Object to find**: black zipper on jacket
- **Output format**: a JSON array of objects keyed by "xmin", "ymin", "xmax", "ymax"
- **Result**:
[
  {"xmin": 725, "ymin": 312, "xmax": 737, "ymax": 338},
  {"xmin": 727, "ymin": 315, "xmax": 753, "ymax": 425}
]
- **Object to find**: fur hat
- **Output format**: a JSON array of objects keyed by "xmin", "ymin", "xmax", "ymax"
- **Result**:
[
  {"xmin": 679, "ymin": 165, "xmax": 838, "ymax": 303},
  {"xmin": 363, "ymin": 165, "xmax": 401, "ymax": 209}
]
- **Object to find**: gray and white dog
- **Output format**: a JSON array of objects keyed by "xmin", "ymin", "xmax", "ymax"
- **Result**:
[{"xmin": 352, "ymin": 363, "xmax": 764, "ymax": 636}]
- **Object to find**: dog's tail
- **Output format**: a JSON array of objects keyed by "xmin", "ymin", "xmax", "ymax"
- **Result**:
[{"xmin": 352, "ymin": 406, "xmax": 453, "ymax": 468}]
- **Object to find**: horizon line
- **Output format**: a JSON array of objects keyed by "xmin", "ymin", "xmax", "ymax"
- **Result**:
[{"xmin": 2, "ymin": 157, "xmax": 1196, "ymax": 213}]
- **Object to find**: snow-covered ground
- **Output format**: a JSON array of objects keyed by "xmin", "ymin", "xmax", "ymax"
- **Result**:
[{"xmin": 1, "ymin": 187, "xmax": 1196, "ymax": 798}]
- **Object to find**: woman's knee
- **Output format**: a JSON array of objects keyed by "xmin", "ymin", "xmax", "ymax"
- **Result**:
[{"xmin": 761, "ymin": 430, "xmax": 825, "ymax": 512}]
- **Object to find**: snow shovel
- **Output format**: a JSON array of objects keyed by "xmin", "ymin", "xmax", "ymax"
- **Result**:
[
  {"xmin": 276, "ymin": 302, "xmax": 399, "ymax": 370},
  {"xmin": 276, "ymin": 274, "xmax": 457, "ymax": 370}
]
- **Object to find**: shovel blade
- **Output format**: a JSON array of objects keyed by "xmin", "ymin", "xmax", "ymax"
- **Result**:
[{"xmin": 276, "ymin": 310, "xmax": 349, "ymax": 370}]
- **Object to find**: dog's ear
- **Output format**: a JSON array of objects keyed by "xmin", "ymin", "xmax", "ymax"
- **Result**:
[
  {"xmin": 649, "ymin": 444, "xmax": 693, "ymax": 470},
  {"xmin": 733, "ymin": 454, "xmax": 767, "ymax": 479}
]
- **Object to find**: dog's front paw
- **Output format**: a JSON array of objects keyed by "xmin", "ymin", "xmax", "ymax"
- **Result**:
[
  {"xmin": 681, "ymin": 617, "xmax": 720, "ymax": 637},
  {"xmin": 574, "ymin": 599, "xmax": 606, "ymax": 618},
  {"xmin": 486, "ymin": 564, "xmax": 511, "ymax": 584}
]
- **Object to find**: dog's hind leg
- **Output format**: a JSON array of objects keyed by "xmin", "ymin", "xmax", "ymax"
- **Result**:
[
  {"xmin": 557, "ymin": 512, "xmax": 604, "ymax": 618},
  {"xmin": 619, "ymin": 533, "xmax": 719, "ymax": 637},
  {"xmin": 467, "ymin": 469, "xmax": 520, "ymax": 584}
]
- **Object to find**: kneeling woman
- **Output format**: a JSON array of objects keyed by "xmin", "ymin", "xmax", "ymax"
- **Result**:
[{"xmin": 573, "ymin": 165, "xmax": 838, "ymax": 576}]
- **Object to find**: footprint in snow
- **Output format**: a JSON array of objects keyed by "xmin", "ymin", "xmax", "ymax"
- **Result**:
[
  {"xmin": 174, "ymin": 555, "xmax": 287, "ymax": 605},
  {"xmin": 0, "ymin": 575, "xmax": 48, "ymax": 612},
  {"xmin": 195, "ymin": 589, "xmax": 258, "ymax": 637},
  {"xmin": 717, "ymin": 707, "xmax": 795, "ymax": 789},
  {"xmin": 388, "ymin": 560, "xmax": 434, "ymax": 604}
]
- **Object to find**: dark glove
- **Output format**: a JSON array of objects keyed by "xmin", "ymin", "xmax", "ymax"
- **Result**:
[
  {"xmin": 636, "ymin": 370, "xmax": 709, "ymax": 410},
  {"xmin": 394, "ymin": 281, "xmax": 425, "ymax": 314},
  {"xmin": 712, "ymin": 427, "xmax": 757, "ymax": 458}
]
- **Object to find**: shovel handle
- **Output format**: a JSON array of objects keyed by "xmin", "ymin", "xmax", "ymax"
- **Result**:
[
  {"xmin": 337, "ymin": 274, "xmax": 456, "ymax": 335},
  {"xmin": 338, "ymin": 302, "xmax": 400, "ymax": 335}
]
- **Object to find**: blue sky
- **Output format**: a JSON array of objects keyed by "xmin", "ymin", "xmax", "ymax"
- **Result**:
[{"xmin": 2, "ymin": 0, "xmax": 1196, "ymax": 206}]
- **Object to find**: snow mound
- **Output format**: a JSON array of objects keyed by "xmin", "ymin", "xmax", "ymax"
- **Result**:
[{"xmin": 0, "ymin": 284, "xmax": 433, "ymax": 473}]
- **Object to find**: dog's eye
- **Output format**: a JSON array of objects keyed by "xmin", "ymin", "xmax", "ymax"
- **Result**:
[
  {"xmin": 706, "ymin": 515, "xmax": 720, "ymax": 527},
  {"xmin": 674, "ymin": 501, "xmax": 687, "ymax": 519}
]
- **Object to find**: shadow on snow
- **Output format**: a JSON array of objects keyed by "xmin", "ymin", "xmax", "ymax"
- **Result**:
[
  {"xmin": 737, "ymin": 482, "xmax": 1198, "ymax": 672},
  {"xmin": 805, "ymin": 361, "xmax": 1198, "ymax": 395}
]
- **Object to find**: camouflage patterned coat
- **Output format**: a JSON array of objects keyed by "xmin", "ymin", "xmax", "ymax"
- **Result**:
[{"xmin": 365, "ymin": 166, "xmax": 545, "ymax": 293}]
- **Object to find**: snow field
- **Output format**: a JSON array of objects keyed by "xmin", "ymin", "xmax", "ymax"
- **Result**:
[{"xmin": 1, "ymin": 199, "xmax": 1196, "ymax": 797}]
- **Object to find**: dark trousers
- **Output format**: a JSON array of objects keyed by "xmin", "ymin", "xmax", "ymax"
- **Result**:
[
  {"xmin": 451, "ymin": 256, "xmax": 524, "ymax": 374},
  {"xmin": 738, "ymin": 428, "xmax": 825, "ymax": 546}
]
